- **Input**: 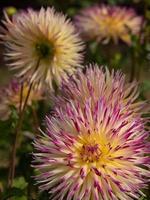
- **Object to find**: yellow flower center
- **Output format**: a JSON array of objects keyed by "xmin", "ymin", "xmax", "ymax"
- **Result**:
[
  {"xmin": 94, "ymin": 13, "xmax": 131, "ymax": 43},
  {"xmin": 74, "ymin": 132, "xmax": 127, "ymax": 169},
  {"xmin": 80, "ymin": 143, "xmax": 101, "ymax": 163},
  {"xmin": 102, "ymin": 17, "xmax": 125, "ymax": 36},
  {"xmin": 71, "ymin": 129, "xmax": 135, "ymax": 180}
]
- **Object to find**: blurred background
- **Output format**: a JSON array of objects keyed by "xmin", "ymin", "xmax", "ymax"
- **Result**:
[{"xmin": 0, "ymin": 0, "xmax": 150, "ymax": 199}]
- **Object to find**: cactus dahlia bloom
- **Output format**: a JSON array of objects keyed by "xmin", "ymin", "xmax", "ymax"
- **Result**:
[
  {"xmin": 33, "ymin": 97, "xmax": 150, "ymax": 200},
  {"xmin": 0, "ymin": 7, "xmax": 84, "ymax": 89},
  {"xmin": 0, "ymin": 80, "xmax": 43, "ymax": 120},
  {"xmin": 75, "ymin": 5, "xmax": 143, "ymax": 44},
  {"xmin": 55, "ymin": 66, "xmax": 145, "ymax": 117}
]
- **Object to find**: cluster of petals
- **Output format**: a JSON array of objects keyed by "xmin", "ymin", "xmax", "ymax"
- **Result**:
[
  {"xmin": 33, "ymin": 66, "xmax": 150, "ymax": 200},
  {"xmin": 0, "ymin": 7, "xmax": 84, "ymax": 89},
  {"xmin": 0, "ymin": 80, "xmax": 43, "ymax": 120},
  {"xmin": 55, "ymin": 66, "xmax": 145, "ymax": 117},
  {"xmin": 75, "ymin": 5, "xmax": 143, "ymax": 44}
]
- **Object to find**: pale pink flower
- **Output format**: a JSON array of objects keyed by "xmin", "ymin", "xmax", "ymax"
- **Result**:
[{"xmin": 75, "ymin": 5, "xmax": 143, "ymax": 44}]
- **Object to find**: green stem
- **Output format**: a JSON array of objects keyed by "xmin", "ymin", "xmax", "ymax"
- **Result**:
[
  {"xmin": 8, "ymin": 82, "xmax": 33, "ymax": 188},
  {"xmin": 7, "ymin": 83, "xmax": 24, "ymax": 187},
  {"xmin": 130, "ymin": 53, "xmax": 135, "ymax": 82},
  {"xmin": 32, "ymin": 106, "xmax": 39, "ymax": 133},
  {"xmin": 7, "ymin": 59, "xmax": 40, "ymax": 188}
]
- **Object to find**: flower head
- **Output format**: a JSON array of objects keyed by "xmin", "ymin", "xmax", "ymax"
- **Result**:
[
  {"xmin": 33, "ymin": 66, "xmax": 150, "ymax": 199},
  {"xmin": 0, "ymin": 80, "xmax": 43, "ymax": 120},
  {"xmin": 75, "ymin": 5, "xmax": 143, "ymax": 44},
  {"xmin": 33, "ymin": 98, "xmax": 150, "ymax": 199},
  {"xmin": 55, "ymin": 65, "xmax": 145, "ymax": 116},
  {"xmin": 0, "ymin": 7, "xmax": 84, "ymax": 88}
]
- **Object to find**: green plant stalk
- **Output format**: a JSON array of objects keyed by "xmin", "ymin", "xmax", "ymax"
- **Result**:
[
  {"xmin": 130, "ymin": 50, "xmax": 137, "ymax": 82},
  {"xmin": 7, "ymin": 59, "xmax": 41, "ymax": 188},
  {"xmin": 8, "ymin": 81, "xmax": 33, "ymax": 188},
  {"xmin": 7, "ymin": 82, "xmax": 24, "ymax": 187},
  {"xmin": 32, "ymin": 106, "xmax": 40, "ymax": 133}
]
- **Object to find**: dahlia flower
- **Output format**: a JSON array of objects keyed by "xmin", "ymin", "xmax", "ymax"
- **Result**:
[
  {"xmin": 0, "ymin": 80, "xmax": 43, "ymax": 120},
  {"xmin": 75, "ymin": 5, "xmax": 143, "ymax": 44},
  {"xmin": 33, "ymin": 66, "xmax": 149, "ymax": 199},
  {"xmin": 0, "ymin": 7, "xmax": 84, "ymax": 88},
  {"xmin": 55, "ymin": 65, "xmax": 145, "ymax": 117},
  {"xmin": 33, "ymin": 97, "xmax": 150, "ymax": 199}
]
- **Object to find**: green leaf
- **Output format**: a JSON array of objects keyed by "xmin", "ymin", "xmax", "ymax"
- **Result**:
[
  {"xmin": 12, "ymin": 195, "xmax": 27, "ymax": 200},
  {"xmin": 89, "ymin": 41, "xmax": 99, "ymax": 55},
  {"xmin": 141, "ymin": 80, "xmax": 150, "ymax": 92},
  {"xmin": 2, "ymin": 187, "xmax": 25, "ymax": 200},
  {"xmin": 12, "ymin": 177, "xmax": 28, "ymax": 190}
]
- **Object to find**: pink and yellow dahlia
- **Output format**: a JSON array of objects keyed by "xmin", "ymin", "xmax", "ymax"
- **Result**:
[
  {"xmin": 0, "ymin": 80, "xmax": 43, "ymax": 120},
  {"xmin": 0, "ymin": 7, "xmax": 84, "ymax": 89},
  {"xmin": 55, "ymin": 65, "xmax": 145, "ymax": 116},
  {"xmin": 33, "ymin": 67, "xmax": 150, "ymax": 199},
  {"xmin": 75, "ymin": 5, "xmax": 143, "ymax": 44}
]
